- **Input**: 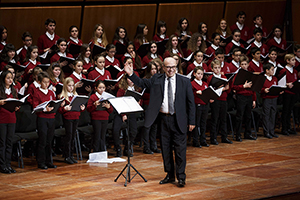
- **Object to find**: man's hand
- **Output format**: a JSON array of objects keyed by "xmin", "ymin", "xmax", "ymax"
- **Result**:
[
  {"xmin": 124, "ymin": 61, "xmax": 133, "ymax": 76},
  {"xmin": 189, "ymin": 125, "xmax": 195, "ymax": 132}
]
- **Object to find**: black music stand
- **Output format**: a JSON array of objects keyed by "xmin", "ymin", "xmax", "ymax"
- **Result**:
[{"xmin": 109, "ymin": 97, "xmax": 147, "ymax": 187}]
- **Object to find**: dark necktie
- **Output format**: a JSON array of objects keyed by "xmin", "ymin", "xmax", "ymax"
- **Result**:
[{"xmin": 168, "ymin": 77, "xmax": 174, "ymax": 114}]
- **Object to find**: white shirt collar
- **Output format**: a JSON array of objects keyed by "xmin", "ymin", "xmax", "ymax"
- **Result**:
[
  {"xmin": 255, "ymin": 24, "xmax": 262, "ymax": 29},
  {"xmin": 97, "ymin": 38, "xmax": 102, "ymax": 44},
  {"xmin": 96, "ymin": 67, "xmax": 105, "ymax": 76},
  {"xmin": 264, "ymin": 74, "xmax": 272, "ymax": 81},
  {"xmin": 295, "ymin": 56, "xmax": 300, "ymax": 63},
  {"xmin": 193, "ymin": 60, "xmax": 202, "ymax": 67},
  {"xmin": 24, "ymin": 45, "xmax": 28, "ymax": 50},
  {"xmin": 254, "ymin": 40, "xmax": 262, "ymax": 48},
  {"xmin": 1, "ymin": 41, "xmax": 6, "ymax": 46},
  {"xmin": 236, "ymin": 22, "xmax": 244, "ymax": 30},
  {"xmin": 72, "ymin": 71, "xmax": 82, "ymax": 80},
  {"xmin": 252, "ymin": 59, "xmax": 260, "ymax": 67},
  {"xmin": 10, "ymin": 59, "xmax": 16, "ymax": 63},
  {"xmin": 182, "ymin": 31, "xmax": 187, "ymax": 35},
  {"xmin": 106, "ymin": 55, "xmax": 114, "ymax": 63},
  {"xmin": 58, "ymin": 52, "xmax": 66, "ymax": 57},
  {"xmin": 211, "ymin": 44, "xmax": 219, "ymax": 50},
  {"xmin": 222, "ymin": 31, "xmax": 226, "ymax": 37},
  {"xmin": 46, "ymin": 31, "xmax": 55, "ymax": 41},
  {"xmin": 39, "ymin": 87, "xmax": 48, "ymax": 95},
  {"xmin": 172, "ymin": 48, "xmax": 179, "ymax": 54},
  {"xmin": 33, "ymin": 81, "xmax": 40, "ymax": 88},
  {"xmin": 232, "ymin": 40, "xmax": 240, "ymax": 46},
  {"xmin": 232, "ymin": 60, "xmax": 239, "ymax": 68},
  {"xmin": 285, "ymin": 65, "xmax": 293, "ymax": 73},
  {"xmin": 160, "ymin": 34, "xmax": 165, "ymax": 39},
  {"xmin": 29, "ymin": 59, "xmax": 36, "ymax": 65},
  {"xmin": 84, "ymin": 57, "xmax": 90, "ymax": 64},
  {"xmin": 124, "ymin": 53, "xmax": 131, "ymax": 58},
  {"xmin": 119, "ymin": 39, "xmax": 124, "ymax": 44},
  {"xmin": 202, "ymin": 35, "xmax": 207, "ymax": 41},
  {"xmin": 70, "ymin": 37, "xmax": 79, "ymax": 44},
  {"xmin": 5, "ymin": 87, "xmax": 11, "ymax": 95},
  {"xmin": 268, "ymin": 60, "xmax": 276, "ymax": 67},
  {"xmin": 150, "ymin": 53, "xmax": 157, "ymax": 59},
  {"xmin": 274, "ymin": 37, "xmax": 281, "ymax": 44},
  {"xmin": 95, "ymin": 92, "xmax": 102, "ymax": 99},
  {"xmin": 213, "ymin": 73, "xmax": 221, "ymax": 78},
  {"xmin": 67, "ymin": 92, "xmax": 74, "ymax": 97},
  {"xmin": 194, "ymin": 79, "xmax": 202, "ymax": 86}
]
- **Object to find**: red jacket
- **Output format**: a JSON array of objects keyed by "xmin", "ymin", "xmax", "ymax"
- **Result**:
[
  {"xmin": 142, "ymin": 54, "xmax": 163, "ymax": 67},
  {"xmin": 50, "ymin": 53, "xmax": 73, "ymax": 63},
  {"xmin": 0, "ymin": 93, "xmax": 17, "ymax": 124},
  {"xmin": 191, "ymin": 80, "xmax": 209, "ymax": 105},
  {"xmin": 69, "ymin": 73, "xmax": 86, "ymax": 84},
  {"xmin": 87, "ymin": 93, "xmax": 113, "ymax": 120},
  {"xmin": 88, "ymin": 69, "xmax": 111, "ymax": 81},
  {"xmin": 225, "ymin": 41, "xmax": 245, "ymax": 55},
  {"xmin": 230, "ymin": 23, "xmax": 250, "ymax": 41},
  {"xmin": 186, "ymin": 63, "xmax": 208, "ymax": 75},
  {"xmin": 32, "ymin": 88, "xmax": 56, "ymax": 119},
  {"xmin": 58, "ymin": 95, "xmax": 84, "ymax": 120},
  {"xmin": 206, "ymin": 74, "xmax": 230, "ymax": 101},
  {"xmin": 261, "ymin": 76, "xmax": 279, "ymax": 99},
  {"xmin": 22, "ymin": 61, "xmax": 41, "ymax": 84},
  {"xmin": 37, "ymin": 33, "xmax": 60, "ymax": 55},
  {"xmin": 231, "ymin": 75, "xmax": 256, "ymax": 101},
  {"xmin": 248, "ymin": 60, "xmax": 263, "ymax": 73},
  {"xmin": 279, "ymin": 67, "xmax": 299, "ymax": 94},
  {"xmin": 152, "ymin": 34, "xmax": 169, "ymax": 42}
]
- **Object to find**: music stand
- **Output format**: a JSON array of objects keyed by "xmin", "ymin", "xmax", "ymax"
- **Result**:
[{"xmin": 109, "ymin": 97, "xmax": 147, "ymax": 186}]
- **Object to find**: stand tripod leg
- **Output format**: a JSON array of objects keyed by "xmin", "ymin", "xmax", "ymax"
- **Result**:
[
  {"xmin": 114, "ymin": 164, "xmax": 128, "ymax": 182},
  {"xmin": 130, "ymin": 164, "xmax": 147, "ymax": 182}
]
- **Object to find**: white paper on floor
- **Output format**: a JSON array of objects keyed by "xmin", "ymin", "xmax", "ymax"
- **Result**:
[{"xmin": 87, "ymin": 151, "xmax": 126, "ymax": 163}]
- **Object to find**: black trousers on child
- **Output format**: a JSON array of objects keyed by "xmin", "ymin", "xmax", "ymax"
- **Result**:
[
  {"xmin": 193, "ymin": 104, "xmax": 208, "ymax": 143},
  {"xmin": 210, "ymin": 100, "xmax": 228, "ymax": 140},
  {"xmin": 63, "ymin": 119, "xmax": 78, "ymax": 158},
  {"xmin": 235, "ymin": 94, "xmax": 253, "ymax": 138},
  {"xmin": 282, "ymin": 93, "xmax": 297, "ymax": 132},
  {"xmin": 36, "ymin": 117, "xmax": 55, "ymax": 165},
  {"xmin": 0, "ymin": 123, "xmax": 15, "ymax": 168},
  {"xmin": 262, "ymin": 98, "xmax": 277, "ymax": 135},
  {"xmin": 91, "ymin": 120, "xmax": 108, "ymax": 152},
  {"xmin": 142, "ymin": 104, "xmax": 158, "ymax": 150}
]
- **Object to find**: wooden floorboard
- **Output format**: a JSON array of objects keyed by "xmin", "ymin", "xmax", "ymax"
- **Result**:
[{"xmin": 2, "ymin": 129, "xmax": 300, "ymax": 200}]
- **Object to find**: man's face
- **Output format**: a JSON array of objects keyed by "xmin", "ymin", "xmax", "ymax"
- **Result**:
[{"xmin": 163, "ymin": 58, "xmax": 177, "ymax": 77}]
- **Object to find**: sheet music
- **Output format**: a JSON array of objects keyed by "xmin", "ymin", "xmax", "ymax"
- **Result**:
[{"xmin": 109, "ymin": 96, "xmax": 143, "ymax": 114}]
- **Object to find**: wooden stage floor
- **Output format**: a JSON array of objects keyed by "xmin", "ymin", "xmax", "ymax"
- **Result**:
[{"xmin": 1, "ymin": 130, "xmax": 300, "ymax": 200}]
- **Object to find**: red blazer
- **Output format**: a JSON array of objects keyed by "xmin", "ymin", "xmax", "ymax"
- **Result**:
[
  {"xmin": 230, "ymin": 23, "xmax": 250, "ymax": 41},
  {"xmin": 279, "ymin": 67, "xmax": 299, "ymax": 94},
  {"xmin": 32, "ymin": 88, "xmax": 56, "ymax": 119},
  {"xmin": 22, "ymin": 61, "xmax": 41, "ymax": 84},
  {"xmin": 87, "ymin": 93, "xmax": 113, "ymax": 120},
  {"xmin": 249, "ymin": 26, "xmax": 268, "ymax": 38},
  {"xmin": 142, "ymin": 54, "xmax": 163, "ymax": 67},
  {"xmin": 261, "ymin": 76, "xmax": 279, "ymax": 99},
  {"xmin": 0, "ymin": 93, "xmax": 17, "ymax": 124},
  {"xmin": 50, "ymin": 53, "xmax": 73, "ymax": 63},
  {"xmin": 26, "ymin": 81, "xmax": 39, "ymax": 105},
  {"xmin": 248, "ymin": 60, "xmax": 264, "ymax": 73},
  {"xmin": 207, "ymin": 74, "xmax": 230, "ymax": 101},
  {"xmin": 248, "ymin": 42, "xmax": 269, "ymax": 56},
  {"xmin": 58, "ymin": 95, "xmax": 84, "ymax": 120},
  {"xmin": 186, "ymin": 63, "xmax": 208, "ymax": 75},
  {"xmin": 208, "ymin": 62, "xmax": 231, "ymax": 74},
  {"xmin": 69, "ymin": 73, "xmax": 86, "ymax": 84},
  {"xmin": 225, "ymin": 41, "xmax": 245, "ymax": 55},
  {"xmin": 105, "ymin": 57, "xmax": 121, "ymax": 68},
  {"xmin": 37, "ymin": 33, "xmax": 60, "ymax": 55},
  {"xmin": 152, "ymin": 34, "xmax": 169, "ymax": 42},
  {"xmin": 231, "ymin": 74, "xmax": 256, "ymax": 101},
  {"xmin": 191, "ymin": 80, "xmax": 209, "ymax": 105},
  {"xmin": 88, "ymin": 68, "xmax": 111, "ymax": 81}
]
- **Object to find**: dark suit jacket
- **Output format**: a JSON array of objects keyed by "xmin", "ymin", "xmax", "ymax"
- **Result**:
[{"xmin": 129, "ymin": 73, "xmax": 195, "ymax": 134}]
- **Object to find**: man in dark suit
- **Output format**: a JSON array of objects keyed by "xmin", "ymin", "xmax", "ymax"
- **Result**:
[{"xmin": 124, "ymin": 57, "xmax": 195, "ymax": 187}]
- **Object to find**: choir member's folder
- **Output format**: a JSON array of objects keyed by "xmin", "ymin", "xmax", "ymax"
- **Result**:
[
  {"xmin": 197, "ymin": 86, "xmax": 223, "ymax": 104},
  {"xmin": 233, "ymin": 68, "xmax": 266, "ymax": 93},
  {"xmin": 2, "ymin": 94, "xmax": 29, "ymax": 112},
  {"xmin": 69, "ymin": 95, "xmax": 89, "ymax": 111}
]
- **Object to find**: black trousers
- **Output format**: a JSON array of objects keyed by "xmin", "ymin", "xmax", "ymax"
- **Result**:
[
  {"xmin": 210, "ymin": 100, "xmax": 228, "ymax": 140},
  {"xmin": 36, "ymin": 117, "xmax": 55, "ymax": 165},
  {"xmin": 0, "ymin": 123, "xmax": 15, "ymax": 168},
  {"xmin": 262, "ymin": 98, "xmax": 277, "ymax": 135},
  {"xmin": 158, "ymin": 113, "xmax": 186, "ymax": 181},
  {"xmin": 63, "ymin": 119, "xmax": 79, "ymax": 158},
  {"xmin": 193, "ymin": 104, "xmax": 208, "ymax": 143},
  {"xmin": 282, "ymin": 93, "xmax": 297, "ymax": 132},
  {"xmin": 91, "ymin": 120, "xmax": 108, "ymax": 152},
  {"xmin": 235, "ymin": 95, "xmax": 252, "ymax": 137},
  {"xmin": 113, "ymin": 113, "xmax": 137, "ymax": 148},
  {"xmin": 142, "ymin": 104, "xmax": 158, "ymax": 150}
]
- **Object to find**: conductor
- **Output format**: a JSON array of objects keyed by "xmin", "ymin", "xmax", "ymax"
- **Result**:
[{"xmin": 124, "ymin": 57, "xmax": 195, "ymax": 187}]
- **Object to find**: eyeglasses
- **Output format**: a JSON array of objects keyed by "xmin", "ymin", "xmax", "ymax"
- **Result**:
[{"xmin": 165, "ymin": 65, "xmax": 176, "ymax": 69}]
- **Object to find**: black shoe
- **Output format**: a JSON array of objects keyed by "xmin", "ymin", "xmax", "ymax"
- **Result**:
[
  {"xmin": 281, "ymin": 131, "xmax": 289, "ymax": 136},
  {"xmin": 244, "ymin": 135, "xmax": 256, "ymax": 140},
  {"xmin": 288, "ymin": 129, "xmax": 297, "ymax": 135},
  {"xmin": 159, "ymin": 174, "xmax": 175, "ymax": 184},
  {"xmin": 143, "ymin": 149, "xmax": 154, "ymax": 154},
  {"xmin": 236, "ymin": 136, "xmax": 242, "ymax": 142},
  {"xmin": 7, "ymin": 166, "xmax": 16, "ymax": 173},
  {"xmin": 200, "ymin": 142, "xmax": 209, "ymax": 147},
  {"xmin": 210, "ymin": 139, "xmax": 219, "ymax": 145},
  {"xmin": 46, "ymin": 163, "xmax": 57, "ymax": 168},
  {"xmin": 38, "ymin": 164, "xmax": 48, "ymax": 170},
  {"xmin": 177, "ymin": 179, "xmax": 186, "ymax": 187},
  {"xmin": 116, "ymin": 148, "xmax": 122, "ymax": 157},
  {"xmin": 192, "ymin": 142, "xmax": 201, "ymax": 148},
  {"xmin": 70, "ymin": 157, "xmax": 78, "ymax": 163},
  {"xmin": 270, "ymin": 133, "xmax": 279, "ymax": 138},
  {"xmin": 65, "ymin": 157, "xmax": 74, "ymax": 164},
  {"xmin": 222, "ymin": 138, "xmax": 233, "ymax": 144},
  {"xmin": 151, "ymin": 148, "xmax": 161, "ymax": 153},
  {"xmin": 264, "ymin": 134, "xmax": 273, "ymax": 139},
  {"xmin": 0, "ymin": 167, "xmax": 11, "ymax": 174}
]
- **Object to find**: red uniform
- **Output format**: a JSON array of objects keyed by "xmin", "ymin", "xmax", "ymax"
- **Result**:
[
  {"xmin": 0, "ymin": 93, "xmax": 16, "ymax": 124},
  {"xmin": 186, "ymin": 62, "xmax": 208, "ymax": 75},
  {"xmin": 22, "ymin": 60, "xmax": 41, "ymax": 84},
  {"xmin": 248, "ymin": 60, "xmax": 264, "ymax": 73},
  {"xmin": 17, "ymin": 46, "xmax": 27, "ymax": 64},
  {"xmin": 191, "ymin": 80, "xmax": 209, "ymax": 105},
  {"xmin": 261, "ymin": 76, "xmax": 279, "ymax": 99},
  {"xmin": 230, "ymin": 23, "xmax": 250, "ymax": 42},
  {"xmin": 50, "ymin": 53, "xmax": 73, "ymax": 63},
  {"xmin": 105, "ymin": 56, "xmax": 121, "ymax": 68},
  {"xmin": 279, "ymin": 66, "xmax": 299, "ymax": 95},
  {"xmin": 0, "ymin": 60, "xmax": 21, "ymax": 71},
  {"xmin": 152, "ymin": 34, "xmax": 169, "ymax": 42},
  {"xmin": 69, "ymin": 72, "xmax": 86, "ymax": 84},
  {"xmin": 248, "ymin": 42, "xmax": 269, "ymax": 56},
  {"xmin": 225, "ymin": 41, "xmax": 245, "ymax": 55},
  {"xmin": 13, "ymin": 82, "xmax": 22, "ymax": 93},
  {"xmin": 88, "ymin": 68, "xmax": 111, "ymax": 81},
  {"xmin": 205, "ymin": 45, "xmax": 219, "ymax": 65},
  {"xmin": 207, "ymin": 74, "xmax": 230, "ymax": 101},
  {"xmin": 163, "ymin": 49, "xmax": 183, "ymax": 58},
  {"xmin": 26, "ymin": 81, "xmax": 40, "ymax": 105},
  {"xmin": 37, "ymin": 33, "xmax": 60, "ymax": 55},
  {"xmin": 142, "ymin": 54, "xmax": 163, "ymax": 67},
  {"xmin": 232, "ymin": 75, "xmax": 257, "ymax": 101},
  {"xmin": 249, "ymin": 26, "xmax": 268, "ymax": 38},
  {"xmin": 58, "ymin": 95, "xmax": 83, "ymax": 120},
  {"xmin": 87, "ymin": 93, "xmax": 113, "ymax": 120},
  {"xmin": 32, "ymin": 88, "xmax": 56, "ymax": 119}
]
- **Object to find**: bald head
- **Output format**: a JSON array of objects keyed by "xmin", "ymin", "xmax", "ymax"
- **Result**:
[{"xmin": 163, "ymin": 57, "xmax": 177, "ymax": 77}]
